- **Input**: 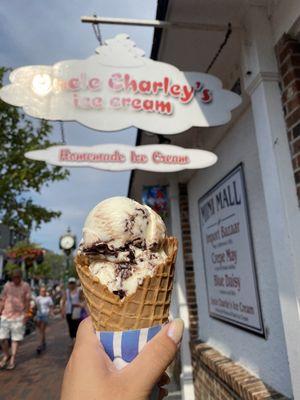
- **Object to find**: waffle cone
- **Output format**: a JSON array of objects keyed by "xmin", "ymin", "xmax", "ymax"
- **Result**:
[{"xmin": 75, "ymin": 237, "xmax": 178, "ymax": 331}]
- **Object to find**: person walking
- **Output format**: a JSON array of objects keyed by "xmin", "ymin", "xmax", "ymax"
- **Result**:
[
  {"xmin": 52, "ymin": 284, "xmax": 63, "ymax": 315},
  {"xmin": 61, "ymin": 277, "xmax": 83, "ymax": 344},
  {"xmin": 35, "ymin": 286, "xmax": 54, "ymax": 354},
  {"xmin": 0, "ymin": 269, "xmax": 31, "ymax": 370}
]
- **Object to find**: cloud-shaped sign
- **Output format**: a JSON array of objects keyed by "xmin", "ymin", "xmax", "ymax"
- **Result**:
[
  {"xmin": 0, "ymin": 34, "xmax": 241, "ymax": 135},
  {"xmin": 25, "ymin": 144, "xmax": 217, "ymax": 172}
]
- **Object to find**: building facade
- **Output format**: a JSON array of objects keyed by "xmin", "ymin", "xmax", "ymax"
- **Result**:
[{"xmin": 129, "ymin": 1, "xmax": 300, "ymax": 399}]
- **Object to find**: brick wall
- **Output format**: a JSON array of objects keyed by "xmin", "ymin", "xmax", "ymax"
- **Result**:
[
  {"xmin": 178, "ymin": 183, "xmax": 199, "ymax": 340},
  {"xmin": 178, "ymin": 183, "xmax": 288, "ymax": 399},
  {"xmin": 191, "ymin": 343, "xmax": 288, "ymax": 400},
  {"xmin": 275, "ymin": 34, "xmax": 300, "ymax": 202}
]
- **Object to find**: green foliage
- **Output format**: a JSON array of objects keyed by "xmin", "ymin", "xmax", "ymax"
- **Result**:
[
  {"xmin": 38, "ymin": 251, "xmax": 66, "ymax": 280},
  {"xmin": 28, "ymin": 261, "xmax": 52, "ymax": 279},
  {"xmin": 30, "ymin": 250, "xmax": 77, "ymax": 281},
  {"xmin": 0, "ymin": 67, "xmax": 69, "ymax": 235},
  {"xmin": 4, "ymin": 261, "xmax": 20, "ymax": 275}
]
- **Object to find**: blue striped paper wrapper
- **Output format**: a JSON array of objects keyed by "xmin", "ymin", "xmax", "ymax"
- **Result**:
[{"xmin": 96, "ymin": 325, "xmax": 162, "ymax": 399}]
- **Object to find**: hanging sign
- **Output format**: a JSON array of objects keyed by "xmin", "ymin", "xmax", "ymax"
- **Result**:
[
  {"xmin": 25, "ymin": 144, "xmax": 217, "ymax": 172},
  {"xmin": 198, "ymin": 164, "xmax": 264, "ymax": 336},
  {"xmin": 0, "ymin": 34, "xmax": 241, "ymax": 135}
]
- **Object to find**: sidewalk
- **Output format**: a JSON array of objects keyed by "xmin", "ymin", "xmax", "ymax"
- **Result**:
[{"xmin": 0, "ymin": 318, "xmax": 70, "ymax": 400}]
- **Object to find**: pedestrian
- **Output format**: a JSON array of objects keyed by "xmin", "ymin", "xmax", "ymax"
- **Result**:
[
  {"xmin": 61, "ymin": 277, "xmax": 83, "ymax": 344},
  {"xmin": 35, "ymin": 286, "xmax": 54, "ymax": 354},
  {"xmin": 0, "ymin": 269, "xmax": 31, "ymax": 370},
  {"xmin": 51, "ymin": 284, "xmax": 62, "ymax": 316}
]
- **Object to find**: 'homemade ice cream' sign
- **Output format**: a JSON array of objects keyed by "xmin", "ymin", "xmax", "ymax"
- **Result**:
[
  {"xmin": 0, "ymin": 34, "xmax": 241, "ymax": 134},
  {"xmin": 25, "ymin": 144, "xmax": 217, "ymax": 172},
  {"xmin": 198, "ymin": 165, "xmax": 264, "ymax": 336}
]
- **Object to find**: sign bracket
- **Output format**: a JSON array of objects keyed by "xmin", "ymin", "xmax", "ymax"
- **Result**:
[{"xmin": 81, "ymin": 16, "xmax": 241, "ymax": 33}]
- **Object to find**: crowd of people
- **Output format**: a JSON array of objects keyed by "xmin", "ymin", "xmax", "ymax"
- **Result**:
[
  {"xmin": 0, "ymin": 270, "xmax": 182, "ymax": 400},
  {"xmin": 0, "ymin": 269, "xmax": 88, "ymax": 369}
]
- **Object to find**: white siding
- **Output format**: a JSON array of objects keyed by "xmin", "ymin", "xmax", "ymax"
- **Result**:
[{"xmin": 187, "ymin": 107, "xmax": 292, "ymax": 397}]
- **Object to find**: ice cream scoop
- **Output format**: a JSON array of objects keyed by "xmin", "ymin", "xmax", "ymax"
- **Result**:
[
  {"xmin": 82, "ymin": 196, "xmax": 165, "ymax": 250},
  {"xmin": 79, "ymin": 197, "xmax": 167, "ymax": 297}
]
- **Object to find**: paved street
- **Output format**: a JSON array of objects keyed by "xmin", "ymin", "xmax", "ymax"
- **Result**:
[{"xmin": 0, "ymin": 318, "xmax": 70, "ymax": 400}]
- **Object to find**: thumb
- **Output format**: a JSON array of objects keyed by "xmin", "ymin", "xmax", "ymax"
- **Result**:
[{"xmin": 125, "ymin": 319, "xmax": 184, "ymax": 391}]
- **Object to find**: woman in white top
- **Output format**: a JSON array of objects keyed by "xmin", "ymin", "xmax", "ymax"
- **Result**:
[{"xmin": 35, "ymin": 286, "xmax": 54, "ymax": 354}]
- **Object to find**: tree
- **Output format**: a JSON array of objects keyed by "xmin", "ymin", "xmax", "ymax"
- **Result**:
[
  {"xmin": 0, "ymin": 67, "xmax": 69, "ymax": 235},
  {"xmin": 38, "ymin": 251, "xmax": 68, "ymax": 281}
]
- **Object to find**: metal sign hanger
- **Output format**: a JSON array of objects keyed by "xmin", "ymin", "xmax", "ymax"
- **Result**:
[{"xmin": 81, "ymin": 15, "xmax": 240, "ymax": 33}]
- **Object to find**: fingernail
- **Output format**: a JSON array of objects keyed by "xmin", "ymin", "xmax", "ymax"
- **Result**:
[{"xmin": 167, "ymin": 319, "xmax": 184, "ymax": 344}]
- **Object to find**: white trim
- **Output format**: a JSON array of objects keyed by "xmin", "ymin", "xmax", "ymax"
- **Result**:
[
  {"xmin": 241, "ymin": 4, "xmax": 300, "ymax": 397},
  {"xmin": 169, "ymin": 176, "xmax": 195, "ymax": 400},
  {"xmin": 246, "ymin": 71, "xmax": 280, "ymax": 95},
  {"xmin": 138, "ymin": 328, "xmax": 148, "ymax": 354}
]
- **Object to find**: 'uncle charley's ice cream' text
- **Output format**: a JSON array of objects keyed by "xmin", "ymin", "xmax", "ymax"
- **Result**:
[{"xmin": 53, "ymin": 73, "xmax": 213, "ymax": 115}]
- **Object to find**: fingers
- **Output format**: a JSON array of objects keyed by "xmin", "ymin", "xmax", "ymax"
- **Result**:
[
  {"xmin": 61, "ymin": 318, "xmax": 111, "ymax": 399},
  {"xmin": 73, "ymin": 317, "xmax": 112, "ymax": 370},
  {"xmin": 125, "ymin": 319, "xmax": 184, "ymax": 391}
]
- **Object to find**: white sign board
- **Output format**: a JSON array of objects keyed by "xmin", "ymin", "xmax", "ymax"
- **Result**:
[
  {"xmin": 25, "ymin": 144, "xmax": 217, "ymax": 172},
  {"xmin": 0, "ymin": 34, "xmax": 241, "ymax": 135},
  {"xmin": 198, "ymin": 165, "xmax": 264, "ymax": 335}
]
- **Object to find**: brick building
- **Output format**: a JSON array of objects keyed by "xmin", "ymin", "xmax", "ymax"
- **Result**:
[{"xmin": 129, "ymin": 1, "xmax": 300, "ymax": 399}]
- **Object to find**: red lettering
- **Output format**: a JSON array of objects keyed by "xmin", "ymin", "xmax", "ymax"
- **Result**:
[
  {"xmin": 152, "ymin": 151, "xmax": 190, "ymax": 164},
  {"xmin": 152, "ymin": 81, "xmax": 163, "ymax": 94},
  {"xmin": 91, "ymin": 97, "xmax": 103, "ymax": 109},
  {"xmin": 109, "ymin": 73, "xmax": 123, "ymax": 91},
  {"xmin": 124, "ymin": 74, "xmax": 138, "ymax": 93},
  {"xmin": 201, "ymin": 88, "xmax": 213, "ymax": 103},
  {"xmin": 73, "ymin": 93, "xmax": 79, "ymax": 108},
  {"xmin": 68, "ymin": 78, "xmax": 79, "ymax": 90},
  {"xmin": 143, "ymin": 99, "xmax": 154, "ymax": 112},
  {"xmin": 131, "ymin": 98, "xmax": 141, "ymax": 110},
  {"xmin": 131, "ymin": 151, "xmax": 148, "ymax": 163},
  {"xmin": 163, "ymin": 77, "xmax": 170, "ymax": 95},
  {"xmin": 170, "ymin": 84, "xmax": 181, "ymax": 97},
  {"xmin": 152, "ymin": 151, "xmax": 161, "ymax": 164},
  {"xmin": 60, "ymin": 150, "xmax": 126, "ymax": 163},
  {"xmin": 180, "ymin": 86, "xmax": 194, "ymax": 104},
  {"xmin": 110, "ymin": 97, "xmax": 121, "ymax": 109},
  {"xmin": 139, "ymin": 80, "xmax": 151, "ymax": 93},
  {"xmin": 59, "ymin": 149, "xmax": 71, "ymax": 161},
  {"xmin": 155, "ymin": 101, "xmax": 172, "ymax": 115},
  {"xmin": 122, "ymin": 98, "xmax": 132, "ymax": 107},
  {"xmin": 80, "ymin": 73, "xmax": 87, "ymax": 89},
  {"xmin": 88, "ymin": 78, "xmax": 101, "ymax": 91},
  {"xmin": 194, "ymin": 81, "xmax": 204, "ymax": 92}
]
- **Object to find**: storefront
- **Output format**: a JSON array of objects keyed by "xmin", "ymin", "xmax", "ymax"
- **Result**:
[{"xmin": 129, "ymin": 1, "xmax": 300, "ymax": 399}]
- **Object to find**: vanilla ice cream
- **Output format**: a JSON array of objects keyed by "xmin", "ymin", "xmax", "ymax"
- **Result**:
[{"xmin": 78, "ymin": 197, "xmax": 167, "ymax": 298}]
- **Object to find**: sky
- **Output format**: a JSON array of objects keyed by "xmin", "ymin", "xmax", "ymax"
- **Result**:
[{"xmin": 0, "ymin": 0, "xmax": 157, "ymax": 251}]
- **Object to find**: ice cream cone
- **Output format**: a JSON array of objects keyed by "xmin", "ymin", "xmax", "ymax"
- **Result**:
[{"xmin": 75, "ymin": 237, "xmax": 178, "ymax": 331}]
